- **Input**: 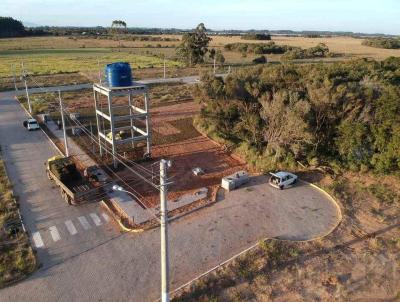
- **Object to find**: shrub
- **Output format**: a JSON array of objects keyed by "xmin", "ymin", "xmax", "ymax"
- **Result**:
[{"xmin": 252, "ymin": 56, "xmax": 267, "ymax": 64}]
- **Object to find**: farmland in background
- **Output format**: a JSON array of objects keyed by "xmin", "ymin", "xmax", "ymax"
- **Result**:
[{"xmin": 1, "ymin": 35, "xmax": 399, "ymax": 78}]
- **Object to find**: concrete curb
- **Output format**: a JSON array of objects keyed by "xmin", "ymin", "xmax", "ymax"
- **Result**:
[
  {"xmin": 167, "ymin": 180, "xmax": 343, "ymax": 301},
  {"xmin": 14, "ymin": 96, "xmax": 64, "ymax": 156},
  {"xmin": 100, "ymin": 200, "xmax": 145, "ymax": 233}
]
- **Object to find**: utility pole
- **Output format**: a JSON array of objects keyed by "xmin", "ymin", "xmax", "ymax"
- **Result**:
[
  {"xmin": 21, "ymin": 63, "xmax": 32, "ymax": 114},
  {"xmin": 11, "ymin": 64, "xmax": 18, "ymax": 92},
  {"xmin": 58, "ymin": 90, "xmax": 69, "ymax": 157},
  {"xmin": 160, "ymin": 159, "xmax": 170, "ymax": 302},
  {"xmin": 213, "ymin": 56, "xmax": 216, "ymax": 74},
  {"xmin": 97, "ymin": 58, "xmax": 102, "ymax": 84}
]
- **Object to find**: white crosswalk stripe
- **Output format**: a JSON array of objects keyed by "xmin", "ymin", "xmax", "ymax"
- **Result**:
[
  {"xmin": 49, "ymin": 226, "xmax": 61, "ymax": 242},
  {"xmin": 32, "ymin": 231, "xmax": 44, "ymax": 248},
  {"xmin": 65, "ymin": 220, "xmax": 78, "ymax": 235},
  {"xmin": 102, "ymin": 212, "xmax": 110, "ymax": 222},
  {"xmin": 78, "ymin": 216, "xmax": 91, "ymax": 230},
  {"xmin": 90, "ymin": 213, "xmax": 102, "ymax": 226}
]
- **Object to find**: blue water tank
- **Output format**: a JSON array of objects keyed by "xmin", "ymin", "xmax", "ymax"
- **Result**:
[{"xmin": 104, "ymin": 62, "xmax": 133, "ymax": 87}]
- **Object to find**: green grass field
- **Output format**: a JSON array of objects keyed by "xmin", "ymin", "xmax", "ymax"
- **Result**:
[
  {"xmin": 0, "ymin": 156, "xmax": 36, "ymax": 287},
  {"xmin": 0, "ymin": 48, "xmax": 183, "ymax": 77}
]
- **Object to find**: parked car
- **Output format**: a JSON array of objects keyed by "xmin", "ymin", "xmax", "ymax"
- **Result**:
[
  {"xmin": 23, "ymin": 118, "xmax": 40, "ymax": 131},
  {"xmin": 269, "ymin": 171, "xmax": 298, "ymax": 190}
]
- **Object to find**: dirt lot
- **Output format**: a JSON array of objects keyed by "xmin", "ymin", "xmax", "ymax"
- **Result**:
[
  {"xmin": 44, "ymin": 82, "xmax": 245, "ymax": 210},
  {"xmin": 116, "ymin": 100, "xmax": 245, "ymax": 208}
]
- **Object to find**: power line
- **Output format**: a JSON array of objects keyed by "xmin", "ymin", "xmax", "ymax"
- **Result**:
[
  {"xmin": 63, "ymin": 113, "xmax": 161, "ymax": 220},
  {"xmin": 24, "ymin": 74, "xmax": 160, "ymax": 184},
  {"xmin": 22, "ymin": 73, "xmax": 162, "ymax": 221}
]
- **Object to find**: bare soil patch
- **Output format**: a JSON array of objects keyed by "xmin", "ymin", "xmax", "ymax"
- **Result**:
[{"xmin": 117, "ymin": 132, "xmax": 245, "ymax": 208}]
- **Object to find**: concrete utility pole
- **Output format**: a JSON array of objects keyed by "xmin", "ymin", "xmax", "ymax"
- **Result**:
[
  {"xmin": 97, "ymin": 58, "xmax": 102, "ymax": 84},
  {"xmin": 11, "ymin": 64, "xmax": 18, "ymax": 92},
  {"xmin": 160, "ymin": 159, "xmax": 171, "ymax": 302},
  {"xmin": 213, "ymin": 57, "xmax": 216, "ymax": 74},
  {"xmin": 58, "ymin": 91, "xmax": 69, "ymax": 157},
  {"xmin": 21, "ymin": 63, "xmax": 32, "ymax": 114},
  {"xmin": 111, "ymin": 159, "xmax": 172, "ymax": 302}
]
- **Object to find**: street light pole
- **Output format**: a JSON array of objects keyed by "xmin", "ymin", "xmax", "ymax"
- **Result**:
[
  {"xmin": 21, "ymin": 63, "xmax": 32, "ymax": 114},
  {"xmin": 111, "ymin": 158, "xmax": 171, "ymax": 302},
  {"xmin": 58, "ymin": 90, "xmax": 69, "ymax": 157},
  {"xmin": 160, "ymin": 159, "xmax": 170, "ymax": 302},
  {"xmin": 11, "ymin": 64, "xmax": 18, "ymax": 92}
]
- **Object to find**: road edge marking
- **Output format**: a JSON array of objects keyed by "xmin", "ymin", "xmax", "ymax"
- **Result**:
[
  {"xmin": 89, "ymin": 213, "xmax": 102, "ymax": 226},
  {"xmin": 32, "ymin": 231, "xmax": 44, "ymax": 248},
  {"xmin": 64, "ymin": 220, "xmax": 78, "ymax": 235},
  {"xmin": 78, "ymin": 216, "xmax": 91, "ymax": 230},
  {"xmin": 49, "ymin": 226, "xmax": 61, "ymax": 242}
]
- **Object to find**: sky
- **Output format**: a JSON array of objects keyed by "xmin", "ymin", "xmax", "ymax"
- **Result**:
[{"xmin": 1, "ymin": 0, "xmax": 400, "ymax": 35}]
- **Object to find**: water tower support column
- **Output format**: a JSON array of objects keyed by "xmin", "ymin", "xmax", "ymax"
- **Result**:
[
  {"xmin": 145, "ymin": 92, "xmax": 151, "ymax": 155},
  {"xmin": 93, "ymin": 90, "xmax": 103, "ymax": 157},
  {"xmin": 128, "ymin": 94, "xmax": 135, "ymax": 149},
  {"xmin": 107, "ymin": 93, "xmax": 118, "ymax": 168}
]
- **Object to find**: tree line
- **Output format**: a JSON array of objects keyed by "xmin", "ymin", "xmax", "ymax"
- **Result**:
[
  {"xmin": 362, "ymin": 37, "xmax": 400, "ymax": 49},
  {"xmin": 0, "ymin": 17, "xmax": 26, "ymax": 38},
  {"xmin": 224, "ymin": 42, "xmax": 337, "ymax": 59},
  {"xmin": 241, "ymin": 33, "xmax": 271, "ymax": 40},
  {"xmin": 194, "ymin": 57, "xmax": 400, "ymax": 173}
]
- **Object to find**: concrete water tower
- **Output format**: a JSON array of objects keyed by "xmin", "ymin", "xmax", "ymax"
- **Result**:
[{"xmin": 93, "ymin": 62, "xmax": 151, "ymax": 168}]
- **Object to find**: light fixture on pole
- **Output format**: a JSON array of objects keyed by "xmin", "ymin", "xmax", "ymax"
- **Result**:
[{"xmin": 111, "ymin": 158, "xmax": 172, "ymax": 302}]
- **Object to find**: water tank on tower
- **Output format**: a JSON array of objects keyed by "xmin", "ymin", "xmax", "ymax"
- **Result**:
[{"xmin": 104, "ymin": 62, "xmax": 133, "ymax": 87}]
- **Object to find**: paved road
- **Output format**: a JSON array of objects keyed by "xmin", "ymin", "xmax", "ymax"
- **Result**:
[
  {"xmin": 0, "ymin": 97, "xmax": 120, "ymax": 269},
  {"xmin": 0, "ymin": 94, "xmax": 341, "ymax": 301},
  {"xmin": 0, "ymin": 74, "xmax": 217, "ymax": 99}
]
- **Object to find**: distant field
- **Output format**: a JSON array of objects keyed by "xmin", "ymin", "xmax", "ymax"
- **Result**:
[
  {"xmin": 209, "ymin": 35, "xmax": 400, "ymax": 60},
  {"xmin": 1, "ymin": 35, "xmax": 399, "ymax": 78},
  {"xmin": 0, "ymin": 36, "xmax": 180, "ymax": 51},
  {"xmin": 0, "ymin": 48, "xmax": 182, "ymax": 77}
]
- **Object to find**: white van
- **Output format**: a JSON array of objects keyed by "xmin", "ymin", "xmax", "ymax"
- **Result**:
[{"xmin": 23, "ymin": 118, "xmax": 40, "ymax": 131}]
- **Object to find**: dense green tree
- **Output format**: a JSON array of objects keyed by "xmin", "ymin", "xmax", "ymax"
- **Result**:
[
  {"xmin": 362, "ymin": 38, "xmax": 400, "ymax": 49},
  {"xmin": 195, "ymin": 57, "xmax": 400, "ymax": 173},
  {"xmin": 177, "ymin": 23, "xmax": 211, "ymax": 66},
  {"xmin": 0, "ymin": 17, "xmax": 25, "ymax": 38}
]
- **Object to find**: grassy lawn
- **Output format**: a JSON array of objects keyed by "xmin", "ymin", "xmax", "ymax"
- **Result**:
[
  {"xmin": 1, "ymin": 35, "xmax": 398, "ymax": 79},
  {"xmin": 0, "ymin": 48, "xmax": 183, "ymax": 77},
  {"xmin": 0, "ymin": 151, "xmax": 36, "ymax": 288}
]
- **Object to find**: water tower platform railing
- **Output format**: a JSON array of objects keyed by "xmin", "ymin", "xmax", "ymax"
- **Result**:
[{"xmin": 93, "ymin": 83, "xmax": 151, "ymax": 168}]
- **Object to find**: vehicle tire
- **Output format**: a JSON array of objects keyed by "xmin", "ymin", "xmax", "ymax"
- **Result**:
[
  {"xmin": 65, "ymin": 195, "xmax": 72, "ymax": 205},
  {"xmin": 293, "ymin": 178, "xmax": 297, "ymax": 184},
  {"xmin": 279, "ymin": 185, "xmax": 284, "ymax": 190}
]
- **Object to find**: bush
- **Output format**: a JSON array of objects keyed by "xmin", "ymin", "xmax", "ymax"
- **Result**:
[
  {"xmin": 362, "ymin": 38, "xmax": 400, "ymax": 49},
  {"xmin": 252, "ymin": 56, "xmax": 267, "ymax": 64},
  {"xmin": 194, "ymin": 58, "xmax": 400, "ymax": 174}
]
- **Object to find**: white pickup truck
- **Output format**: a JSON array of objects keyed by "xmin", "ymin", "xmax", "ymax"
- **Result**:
[{"xmin": 23, "ymin": 118, "xmax": 40, "ymax": 131}]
